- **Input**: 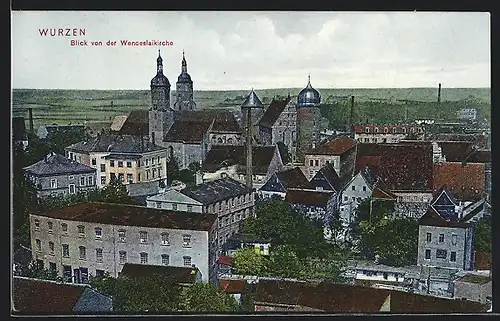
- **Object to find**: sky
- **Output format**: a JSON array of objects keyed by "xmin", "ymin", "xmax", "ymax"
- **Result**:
[{"xmin": 11, "ymin": 11, "xmax": 490, "ymax": 90}]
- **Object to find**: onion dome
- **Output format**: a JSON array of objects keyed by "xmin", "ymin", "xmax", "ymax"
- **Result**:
[
  {"xmin": 177, "ymin": 51, "xmax": 193, "ymax": 83},
  {"xmin": 151, "ymin": 49, "xmax": 170, "ymax": 87},
  {"xmin": 297, "ymin": 75, "xmax": 321, "ymax": 107},
  {"xmin": 241, "ymin": 88, "xmax": 264, "ymax": 109}
]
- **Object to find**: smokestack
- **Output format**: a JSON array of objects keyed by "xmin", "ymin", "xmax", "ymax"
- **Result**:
[
  {"xmin": 350, "ymin": 96, "xmax": 354, "ymax": 125},
  {"xmin": 438, "ymin": 83, "xmax": 441, "ymax": 105},
  {"xmin": 28, "ymin": 108, "xmax": 34, "ymax": 134}
]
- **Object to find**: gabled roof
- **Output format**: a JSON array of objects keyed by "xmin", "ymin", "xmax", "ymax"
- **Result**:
[
  {"xmin": 377, "ymin": 143, "xmax": 433, "ymax": 192},
  {"xmin": 180, "ymin": 177, "xmax": 252, "ymax": 205},
  {"xmin": 23, "ymin": 153, "xmax": 96, "ymax": 176},
  {"xmin": 66, "ymin": 134, "xmax": 165, "ymax": 154},
  {"xmin": 371, "ymin": 180, "xmax": 398, "ymax": 200},
  {"xmin": 164, "ymin": 120, "xmax": 212, "ymax": 144},
  {"xmin": 308, "ymin": 162, "xmax": 347, "ymax": 192},
  {"xmin": 176, "ymin": 109, "xmax": 241, "ymax": 133},
  {"xmin": 120, "ymin": 264, "xmax": 199, "ymax": 285},
  {"xmin": 12, "ymin": 277, "xmax": 112, "ymax": 314},
  {"xmin": 461, "ymin": 199, "xmax": 489, "ymax": 223},
  {"xmin": 118, "ymin": 109, "xmax": 149, "ymax": 136},
  {"xmin": 418, "ymin": 206, "xmax": 470, "ymax": 228},
  {"xmin": 433, "ymin": 162, "xmax": 485, "ymax": 201},
  {"xmin": 275, "ymin": 167, "xmax": 309, "ymax": 189},
  {"xmin": 258, "ymin": 98, "xmax": 291, "ymax": 128},
  {"xmin": 219, "ymin": 279, "xmax": 246, "ymax": 294},
  {"xmin": 306, "ymin": 135, "xmax": 357, "ymax": 156},
  {"xmin": 285, "ymin": 189, "xmax": 334, "ymax": 207},
  {"xmin": 346, "ymin": 166, "xmax": 375, "ymax": 191},
  {"xmin": 110, "ymin": 115, "xmax": 129, "ymax": 132},
  {"xmin": 431, "ymin": 185, "xmax": 459, "ymax": 206},
  {"xmin": 354, "ymin": 143, "xmax": 385, "ymax": 175},
  {"xmin": 34, "ymin": 202, "xmax": 217, "ymax": 231},
  {"xmin": 201, "ymin": 145, "xmax": 277, "ymax": 175}
]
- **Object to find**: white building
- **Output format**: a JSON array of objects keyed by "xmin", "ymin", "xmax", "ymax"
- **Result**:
[
  {"xmin": 457, "ymin": 108, "xmax": 477, "ymax": 121},
  {"xmin": 29, "ymin": 202, "xmax": 218, "ymax": 284}
]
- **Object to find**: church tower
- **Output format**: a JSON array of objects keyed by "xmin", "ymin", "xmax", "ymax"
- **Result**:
[
  {"xmin": 174, "ymin": 51, "xmax": 196, "ymax": 111},
  {"xmin": 149, "ymin": 50, "xmax": 173, "ymax": 145},
  {"xmin": 296, "ymin": 75, "xmax": 322, "ymax": 162}
]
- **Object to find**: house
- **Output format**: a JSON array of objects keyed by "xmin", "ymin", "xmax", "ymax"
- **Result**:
[
  {"xmin": 303, "ymin": 135, "xmax": 357, "ymax": 180},
  {"xmin": 258, "ymin": 98, "xmax": 298, "ymax": 162},
  {"xmin": 417, "ymin": 206, "xmax": 474, "ymax": 271},
  {"xmin": 23, "ymin": 153, "xmax": 97, "ymax": 198},
  {"xmin": 353, "ymin": 123, "xmax": 423, "ymax": 144},
  {"xmin": 433, "ymin": 162, "xmax": 485, "ymax": 204},
  {"xmin": 29, "ymin": 202, "xmax": 218, "ymax": 284},
  {"xmin": 453, "ymin": 273, "xmax": 491, "ymax": 304},
  {"xmin": 12, "ymin": 276, "xmax": 113, "ymax": 314},
  {"xmin": 352, "ymin": 260, "xmax": 421, "ymax": 288},
  {"xmin": 222, "ymin": 233, "xmax": 272, "ymax": 257},
  {"xmin": 258, "ymin": 167, "xmax": 309, "ymax": 200},
  {"xmin": 66, "ymin": 134, "xmax": 168, "ymax": 188},
  {"xmin": 119, "ymin": 263, "xmax": 202, "ymax": 286},
  {"xmin": 284, "ymin": 189, "xmax": 337, "ymax": 226},
  {"xmin": 306, "ymin": 162, "xmax": 350, "ymax": 194},
  {"xmin": 219, "ymin": 279, "xmax": 246, "ymax": 304},
  {"xmin": 338, "ymin": 167, "xmax": 375, "ymax": 228},
  {"xmin": 37, "ymin": 123, "xmax": 85, "ymax": 140},
  {"xmin": 253, "ymin": 279, "xmax": 488, "ymax": 313},
  {"xmin": 198, "ymin": 145, "xmax": 284, "ymax": 190}
]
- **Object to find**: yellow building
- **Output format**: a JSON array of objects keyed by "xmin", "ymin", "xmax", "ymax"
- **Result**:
[{"xmin": 105, "ymin": 151, "xmax": 167, "ymax": 185}]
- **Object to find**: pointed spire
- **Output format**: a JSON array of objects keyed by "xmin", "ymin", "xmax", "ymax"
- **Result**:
[
  {"xmin": 181, "ymin": 50, "xmax": 187, "ymax": 73},
  {"xmin": 242, "ymin": 88, "xmax": 263, "ymax": 108},
  {"xmin": 307, "ymin": 74, "xmax": 312, "ymax": 87},
  {"xmin": 156, "ymin": 49, "xmax": 163, "ymax": 74}
]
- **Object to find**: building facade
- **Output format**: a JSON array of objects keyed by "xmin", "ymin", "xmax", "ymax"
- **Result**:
[
  {"xmin": 29, "ymin": 203, "xmax": 217, "ymax": 284},
  {"xmin": 353, "ymin": 124, "xmax": 423, "ymax": 144}
]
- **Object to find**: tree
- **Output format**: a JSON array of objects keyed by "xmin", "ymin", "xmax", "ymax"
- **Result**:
[
  {"xmin": 89, "ymin": 274, "xmax": 183, "ymax": 313},
  {"xmin": 181, "ymin": 283, "xmax": 238, "ymax": 312},
  {"xmin": 474, "ymin": 217, "xmax": 492, "ymax": 254},
  {"xmin": 15, "ymin": 260, "xmax": 63, "ymax": 282},
  {"xmin": 326, "ymin": 214, "xmax": 344, "ymax": 245},
  {"xmin": 166, "ymin": 156, "xmax": 180, "ymax": 185},
  {"xmin": 267, "ymin": 244, "xmax": 302, "ymax": 279},
  {"xmin": 233, "ymin": 247, "xmax": 269, "ymax": 276}
]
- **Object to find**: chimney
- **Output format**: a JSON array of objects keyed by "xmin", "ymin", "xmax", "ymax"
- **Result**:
[
  {"xmin": 436, "ymin": 83, "xmax": 442, "ymax": 120},
  {"xmin": 28, "ymin": 108, "xmax": 34, "ymax": 134},
  {"xmin": 152, "ymin": 131, "xmax": 155, "ymax": 146},
  {"xmin": 350, "ymin": 96, "xmax": 354, "ymax": 125}
]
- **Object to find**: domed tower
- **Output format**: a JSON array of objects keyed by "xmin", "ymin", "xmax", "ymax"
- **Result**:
[
  {"xmin": 240, "ymin": 88, "xmax": 264, "ymax": 145},
  {"xmin": 296, "ymin": 75, "xmax": 322, "ymax": 162},
  {"xmin": 174, "ymin": 51, "xmax": 196, "ymax": 111},
  {"xmin": 149, "ymin": 50, "xmax": 173, "ymax": 145}
]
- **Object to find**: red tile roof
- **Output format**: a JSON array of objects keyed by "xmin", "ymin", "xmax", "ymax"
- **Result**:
[
  {"xmin": 371, "ymin": 184, "xmax": 398, "ymax": 200},
  {"xmin": 285, "ymin": 189, "xmax": 334, "ymax": 207},
  {"xmin": 202, "ymin": 145, "xmax": 277, "ymax": 175},
  {"xmin": 438, "ymin": 141, "xmax": 474, "ymax": 162},
  {"xmin": 33, "ymin": 202, "xmax": 217, "ymax": 231},
  {"xmin": 378, "ymin": 143, "xmax": 433, "ymax": 192},
  {"xmin": 306, "ymin": 135, "xmax": 357, "ymax": 156},
  {"xmin": 13, "ymin": 277, "xmax": 86, "ymax": 313},
  {"xmin": 219, "ymin": 279, "xmax": 246, "ymax": 294},
  {"xmin": 258, "ymin": 98, "xmax": 291, "ymax": 128},
  {"xmin": 217, "ymin": 256, "xmax": 234, "ymax": 266},
  {"xmin": 118, "ymin": 109, "xmax": 149, "ymax": 136},
  {"xmin": 433, "ymin": 163, "xmax": 485, "ymax": 201}
]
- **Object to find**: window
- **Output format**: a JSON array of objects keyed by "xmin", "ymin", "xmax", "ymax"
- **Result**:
[
  {"xmin": 146, "ymin": 170, "xmax": 150, "ymax": 180},
  {"xmin": 161, "ymin": 254, "xmax": 170, "ymax": 266},
  {"xmin": 314, "ymin": 160, "xmax": 319, "ymax": 167},
  {"xmin": 183, "ymin": 256, "xmax": 192, "ymax": 267},
  {"xmin": 100, "ymin": 176, "xmax": 106, "ymax": 185},
  {"xmin": 69, "ymin": 184, "xmax": 76, "ymax": 194},
  {"xmin": 50, "ymin": 178, "xmax": 57, "ymax": 189},
  {"xmin": 436, "ymin": 249, "xmax": 447, "ymax": 259},
  {"xmin": 95, "ymin": 227, "xmax": 102, "ymax": 239},
  {"xmin": 439, "ymin": 234, "xmax": 444, "ymax": 243},
  {"xmin": 344, "ymin": 196, "xmax": 348, "ymax": 201},
  {"xmin": 47, "ymin": 221, "xmax": 53, "ymax": 233},
  {"xmin": 172, "ymin": 203, "xmax": 178, "ymax": 211},
  {"xmin": 450, "ymin": 251, "xmax": 457, "ymax": 262},
  {"xmin": 183, "ymin": 235, "xmax": 191, "ymax": 247},
  {"xmin": 35, "ymin": 239, "xmax": 42, "ymax": 252},
  {"xmin": 126, "ymin": 161, "xmax": 132, "ymax": 168},
  {"xmin": 119, "ymin": 251, "xmax": 127, "ymax": 264},
  {"xmin": 451, "ymin": 234, "xmax": 457, "ymax": 245},
  {"xmin": 425, "ymin": 249, "xmax": 431, "ymax": 259},
  {"xmin": 352, "ymin": 186, "xmax": 355, "ymax": 191},
  {"xmin": 118, "ymin": 161, "xmax": 123, "ymax": 168},
  {"xmin": 49, "ymin": 241, "xmax": 55, "ymax": 255},
  {"xmin": 145, "ymin": 159, "xmax": 149, "ymax": 166},
  {"xmin": 80, "ymin": 177, "xmax": 85, "ymax": 186},
  {"xmin": 309, "ymin": 160, "xmax": 313, "ymax": 166},
  {"xmin": 96, "ymin": 248, "xmax": 103, "ymax": 262},
  {"xmin": 91, "ymin": 158, "xmax": 97, "ymax": 166},
  {"xmin": 187, "ymin": 205, "xmax": 193, "ymax": 212},
  {"xmin": 362, "ymin": 186, "xmax": 367, "ymax": 192},
  {"xmin": 383, "ymin": 272, "xmax": 388, "ymax": 280},
  {"xmin": 384, "ymin": 127, "xmax": 388, "ymax": 133},
  {"xmin": 161, "ymin": 233, "xmax": 170, "ymax": 246},
  {"xmin": 374, "ymin": 127, "xmax": 379, "ymax": 133},
  {"xmin": 69, "ymin": 175, "xmax": 74, "ymax": 180},
  {"xmin": 364, "ymin": 138, "xmax": 369, "ymax": 143},
  {"xmin": 34, "ymin": 219, "xmax": 40, "ymax": 230},
  {"xmin": 152, "ymin": 157, "xmax": 156, "ymax": 165},
  {"xmin": 365, "ymin": 127, "xmax": 370, "ymax": 133},
  {"xmin": 78, "ymin": 225, "xmax": 85, "ymax": 237},
  {"xmin": 100, "ymin": 164, "xmax": 106, "ymax": 172},
  {"xmin": 79, "ymin": 246, "xmax": 86, "ymax": 260},
  {"xmin": 118, "ymin": 230, "xmax": 126, "ymax": 242},
  {"xmin": 110, "ymin": 160, "xmax": 115, "ymax": 167},
  {"xmin": 140, "ymin": 252, "xmax": 148, "ymax": 264},
  {"xmin": 156, "ymin": 202, "xmax": 162, "ymax": 209},
  {"xmin": 127, "ymin": 174, "xmax": 133, "ymax": 184},
  {"xmin": 152, "ymin": 169, "xmax": 156, "ymax": 178},
  {"xmin": 110, "ymin": 173, "xmax": 116, "ymax": 181},
  {"xmin": 140, "ymin": 231, "xmax": 148, "ymax": 243},
  {"xmin": 118, "ymin": 173, "xmax": 124, "ymax": 183},
  {"xmin": 137, "ymin": 173, "xmax": 141, "ymax": 181},
  {"xmin": 96, "ymin": 269, "xmax": 105, "ymax": 277},
  {"xmin": 426, "ymin": 233, "xmax": 432, "ymax": 242},
  {"xmin": 49, "ymin": 262, "xmax": 56, "ymax": 272},
  {"xmin": 157, "ymin": 156, "xmax": 160, "ymax": 164},
  {"xmin": 87, "ymin": 176, "xmax": 94, "ymax": 186},
  {"xmin": 61, "ymin": 223, "xmax": 68, "ymax": 234}
]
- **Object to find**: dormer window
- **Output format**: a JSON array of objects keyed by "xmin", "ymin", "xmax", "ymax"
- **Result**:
[
  {"xmin": 365, "ymin": 127, "xmax": 370, "ymax": 133},
  {"xmin": 374, "ymin": 127, "xmax": 379, "ymax": 133},
  {"xmin": 384, "ymin": 127, "xmax": 388, "ymax": 133}
]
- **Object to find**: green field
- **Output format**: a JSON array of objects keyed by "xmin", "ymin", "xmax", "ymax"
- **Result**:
[{"xmin": 11, "ymin": 88, "xmax": 491, "ymax": 129}]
